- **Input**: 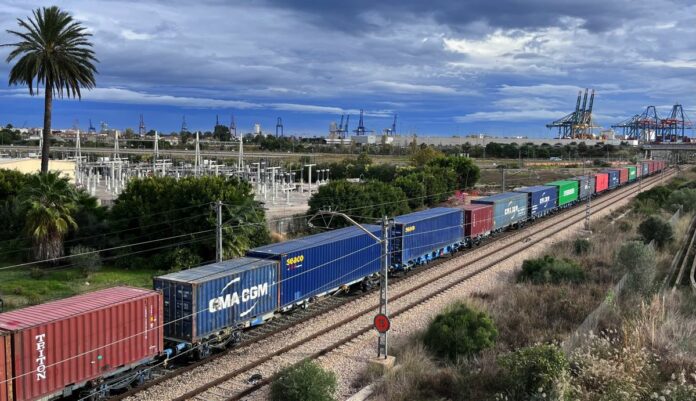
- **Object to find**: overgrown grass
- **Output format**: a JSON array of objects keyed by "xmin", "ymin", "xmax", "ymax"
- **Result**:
[{"xmin": 0, "ymin": 265, "xmax": 157, "ymax": 310}]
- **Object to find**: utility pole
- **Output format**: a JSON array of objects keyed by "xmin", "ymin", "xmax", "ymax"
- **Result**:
[
  {"xmin": 377, "ymin": 215, "xmax": 392, "ymax": 359},
  {"xmin": 500, "ymin": 167, "xmax": 506, "ymax": 191},
  {"xmin": 584, "ymin": 172, "xmax": 592, "ymax": 231},
  {"xmin": 306, "ymin": 211, "xmax": 392, "ymax": 360},
  {"xmin": 216, "ymin": 200, "xmax": 223, "ymax": 263},
  {"xmin": 194, "ymin": 131, "xmax": 201, "ymax": 176}
]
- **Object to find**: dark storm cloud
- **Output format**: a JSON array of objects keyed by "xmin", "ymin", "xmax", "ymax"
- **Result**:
[{"xmin": 261, "ymin": 0, "xmax": 683, "ymax": 33}]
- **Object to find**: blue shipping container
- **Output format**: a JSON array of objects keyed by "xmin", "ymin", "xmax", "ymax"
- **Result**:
[
  {"xmin": 153, "ymin": 257, "xmax": 279, "ymax": 344},
  {"xmin": 246, "ymin": 225, "xmax": 382, "ymax": 307},
  {"xmin": 604, "ymin": 170, "xmax": 620, "ymax": 188},
  {"xmin": 642, "ymin": 162, "xmax": 649, "ymax": 176},
  {"xmin": 513, "ymin": 185, "xmax": 558, "ymax": 218},
  {"xmin": 472, "ymin": 192, "xmax": 528, "ymax": 230},
  {"xmin": 391, "ymin": 207, "xmax": 464, "ymax": 268},
  {"xmin": 571, "ymin": 176, "xmax": 595, "ymax": 199}
]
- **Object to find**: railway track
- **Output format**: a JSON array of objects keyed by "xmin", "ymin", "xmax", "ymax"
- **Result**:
[
  {"xmin": 669, "ymin": 213, "xmax": 696, "ymax": 291},
  {"xmin": 124, "ymin": 170, "xmax": 672, "ymax": 401}
]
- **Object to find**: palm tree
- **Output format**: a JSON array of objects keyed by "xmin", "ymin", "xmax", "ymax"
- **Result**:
[
  {"xmin": 3, "ymin": 6, "xmax": 97, "ymax": 174},
  {"xmin": 21, "ymin": 172, "xmax": 78, "ymax": 262}
]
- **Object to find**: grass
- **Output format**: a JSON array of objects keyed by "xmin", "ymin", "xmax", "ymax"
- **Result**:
[{"xmin": 0, "ymin": 265, "xmax": 157, "ymax": 311}]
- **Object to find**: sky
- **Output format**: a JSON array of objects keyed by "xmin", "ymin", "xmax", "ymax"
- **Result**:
[{"xmin": 0, "ymin": 0, "xmax": 694, "ymax": 137}]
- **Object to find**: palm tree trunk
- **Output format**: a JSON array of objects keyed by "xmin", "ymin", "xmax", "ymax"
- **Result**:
[{"xmin": 41, "ymin": 79, "xmax": 53, "ymax": 174}]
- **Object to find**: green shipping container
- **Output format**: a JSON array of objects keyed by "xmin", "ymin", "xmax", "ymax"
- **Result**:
[
  {"xmin": 627, "ymin": 166, "xmax": 637, "ymax": 181},
  {"xmin": 545, "ymin": 180, "xmax": 579, "ymax": 206}
]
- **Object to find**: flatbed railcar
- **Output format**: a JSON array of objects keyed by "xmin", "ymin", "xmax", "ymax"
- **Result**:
[{"xmin": 0, "ymin": 160, "xmax": 668, "ymax": 400}]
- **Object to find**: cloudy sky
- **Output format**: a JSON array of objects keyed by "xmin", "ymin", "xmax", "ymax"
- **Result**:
[{"xmin": 0, "ymin": 0, "xmax": 694, "ymax": 137}]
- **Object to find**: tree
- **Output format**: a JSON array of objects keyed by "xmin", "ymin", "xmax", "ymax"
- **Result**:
[
  {"xmin": 110, "ymin": 176, "xmax": 268, "ymax": 270},
  {"xmin": 615, "ymin": 241, "xmax": 656, "ymax": 297},
  {"xmin": 308, "ymin": 180, "xmax": 409, "ymax": 227},
  {"xmin": 638, "ymin": 216, "xmax": 673, "ymax": 249},
  {"xmin": 428, "ymin": 156, "xmax": 481, "ymax": 189},
  {"xmin": 20, "ymin": 172, "xmax": 78, "ymax": 261},
  {"xmin": 4, "ymin": 6, "xmax": 98, "ymax": 174},
  {"xmin": 423, "ymin": 302, "xmax": 498, "ymax": 361},
  {"xmin": 410, "ymin": 146, "xmax": 444, "ymax": 167},
  {"xmin": 270, "ymin": 359, "xmax": 337, "ymax": 401},
  {"xmin": 394, "ymin": 173, "xmax": 426, "ymax": 209}
]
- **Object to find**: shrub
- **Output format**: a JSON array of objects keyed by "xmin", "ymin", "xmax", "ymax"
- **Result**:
[
  {"xmin": 160, "ymin": 247, "xmax": 202, "ymax": 272},
  {"xmin": 497, "ymin": 344, "xmax": 570, "ymax": 401},
  {"xmin": 665, "ymin": 188, "xmax": 696, "ymax": 212},
  {"xmin": 374, "ymin": 343, "xmax": 459, "ymax": 401},
  {"xmin": 570, "ymin": 333, "xmax": 658, "ymax": 401},
  {"xmin": 423, "ymin": 302, "xmax": 497, "ymax": 361},
  {"xmin": 574, "ymin": 238, "xmax": 591, "ymax": 255},
  {"xmin": 270, "ymin": 359, "xmax": 337, "ymax": 401},
  {"xmin": 69, "ymin": 245, "xmax": 102, "ymax": 277},
  {"xmin": 615, "ymin": 241, "xmax": 656, "ymax": 298},
  {"xmin": 654, "ymin": 371, "xmax": 696, "ymax": 401},
  {"xmin": 518, "ymin": 255, "xmax": 586, "ymax": 284},
  {"xmin": 638, "ymin": 216, "xmax": 673, "ymax": 249}
]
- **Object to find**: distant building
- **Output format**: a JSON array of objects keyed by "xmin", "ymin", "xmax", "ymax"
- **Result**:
[{"xmin": 254, "ymin": 123, "xmax": 262, "ymax": 135}]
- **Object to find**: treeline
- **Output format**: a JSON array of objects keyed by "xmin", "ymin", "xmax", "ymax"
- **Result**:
[
  {"xmin": 0, "ymin": 170, "xmax": 268, "ymax": 272},
  {"xmin": 307, "ymin": 153, "xmax": 480, "ymax": 226}
]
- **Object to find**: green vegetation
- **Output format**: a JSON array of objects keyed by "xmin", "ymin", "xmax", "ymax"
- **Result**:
[
  {"xmin": 308, "ymin": 180, "xmax": 410, "ymax": 227},
  {"xmin": 308, "ymin": 155, "xmax": 479, "ymax": 221},
  {"xmin": 638, "ymin": 215, "xmax": 673, "ymax": 249},
  {"xmin": 518, "ymin": 255, "xmax": 586, "ymax": 284},
  {"xmin": 110, "ymin": 175, "xmax": 268, "ymax": 269},
  {"xmin": 368, "ymin": 172, "xmax": 696, "ymax": 401},
  {"xmin": 497, "ymin": 344, "xmax": 570, "ymax": 401},
  {"xmin": 574, "ymin": 238, "xmax": 591, "ymax": 255},
  {"xmin": 615, "ymin": 241, "xmax": 657, "ymax": 298},
  {"xmin": 270, "ymin": 359, "xmax": 337, "ymax": 401},
  {"xmin": 0, "ymin": 266, "xmax": 156, "ymax": 310},
  {"xmin": 4, "ymin": 6, "xmax": 97, "ymax": 173},
  {"xmin": 423, "ymin": 302, "xmax": 497, "ymax": 362}
]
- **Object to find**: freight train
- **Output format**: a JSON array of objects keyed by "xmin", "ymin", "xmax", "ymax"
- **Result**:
[{"xmin": 0, "ymin": 160, "xmax": 666, "ymax": 401}]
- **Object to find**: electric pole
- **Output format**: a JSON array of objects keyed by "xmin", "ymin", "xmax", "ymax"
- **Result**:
[
  {"xmin": 377, "ymin": 215, "xmax": 392, "ymax": 359},
  {"xmin": 216, "ymin": 200, "xmax": 223, "ymax": 263}
]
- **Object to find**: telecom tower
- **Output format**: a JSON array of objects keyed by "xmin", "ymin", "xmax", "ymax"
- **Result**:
[
  {"xmin": 276, "ymin": 117, "xmax": 284, "ymax": 137},
  {"xmin": 138, "ymin": 114, "xmax": 146, "ymax": 137}
]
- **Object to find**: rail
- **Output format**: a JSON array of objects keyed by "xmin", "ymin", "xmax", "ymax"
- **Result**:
[{"xmin": 148, "ymin": 171, "xmax": 673, "ymax": 401}]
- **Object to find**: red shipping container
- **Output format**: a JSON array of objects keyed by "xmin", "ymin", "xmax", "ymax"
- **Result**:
[
  {"xmin": 0, "ymin": 334, "xmax": 9, "ymax": 401},
  {"xmin": 594, "ymin": 173, "xmax": 609, "ymax": 193},
  {"xmin": 463, "ymin": 204, "xmax": 493, "ymax": 238},
  {"xmin": 0, "ymin": 287, "xmax": 163, "ymax": 401},
  {"xmin": 648, "ymin": 160, "xmax": 655, "ymax": 174},
  {"xmin": 635, "ymin": 164, "xmax": 642, "ymax": 177}
]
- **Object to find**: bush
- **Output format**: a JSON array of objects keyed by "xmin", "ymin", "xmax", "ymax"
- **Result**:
[
  {"xmin": 665, "ymin": 188, "xmax": 696, "ymax": 212},
  {"xmin": 160, "ymin": 247, "xmax": 202, "ymax": 272},
  {"xmin": 655, "ymin": 371, "xmax": 696, "ymax": 401},
  {"xmin": 518, "ymin": 255, "xmax": 586, "ymax": 284},
  {"xmin": 638, "ymin": 216, "xmax": 673, "ymax": 249},
  {"xmin": 615, "ymin": 241, "xmax": 656, "ymax": 298},
  {"xmin": 574, "ymin": 238, "xmax": 591, "ymax": 255},
  {"xmin": 570, "ymin": 333, "xmax": 658, "ymax": 401},
  {"xmin": 497, "ymin": 344, "xmax": 570, "ymax": 401},
  {"xmin": 270, "ymin": 359, "xmax": 337, "ymax": 401},
  {"xmin": 423, "ymin": 302, "xmax": 498, "ymax": 361},
  {"xmin": 69, "ymin": 245, "xmax": 102, "ymax": 277},
  {"xmin": 29, "ymin": 267, "xmax": 45, "ymax": 279}
]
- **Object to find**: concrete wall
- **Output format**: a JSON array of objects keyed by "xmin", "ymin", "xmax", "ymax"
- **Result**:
[{"xmin": 0, "ymin": 158, "xmax": 76, "ymax": 182}]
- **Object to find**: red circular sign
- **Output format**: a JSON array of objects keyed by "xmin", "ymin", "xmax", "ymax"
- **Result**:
[{"xmin": 374, "ymin": 314, "xmax": 391, "ymax": 333}]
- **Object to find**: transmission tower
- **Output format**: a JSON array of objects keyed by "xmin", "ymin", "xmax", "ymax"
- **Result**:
[
  {"xmin": 181, "ymin": 116, "xmax": 189, "ymax": 132},
  {"xmin": 276, "ymin": 117, "xmax": 284, "ymax": 137},
  {"xmin": 138, "ymin": 114, "xmax": 146, "ymax": 137}
]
